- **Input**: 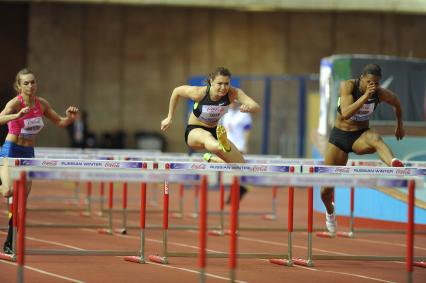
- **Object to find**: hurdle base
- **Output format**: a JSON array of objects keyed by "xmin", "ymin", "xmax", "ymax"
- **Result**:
[
  {"xmin": 336, "ymin": 231, "xmax": 353, "ymax": 238},
  {"xmin": 98, "ymin": 229, "xmax": 113, "ymax": 235},
  {"xmin": 293, "ymin": 258, "xmax": 314, "ymax": 267},
  {"xmin": 262, "ymin": 214, "xmax": 277, "ymax": 221},
  {"xmin": 414, "ymin": 261, "xmax": 426, "ymax": 268},
  {"xmin": 124, "ymin": 256, "xmax": 145, "ymax": 264},
  {"xmin": 269, "ymin": 258, "xmax": 293, "ymax": 267},
  {"xmin": 316, "ymin": 231, "xmax": 336, "ymax": 238},
  {"xmin": 208, "ymin": 230, "xmax": 224, "ymax": 236},
  {"xmin": 224, "ymin": 229, "xmax": 239, "ymax": 236},
  {"xmin": 148, "ymin": 255, "xmax": 168, "ymax": 264},
  {"xmin": 0, "ymin": 252, "xmax": 16, "ymax": 262},
  {"xmin": 114, "ymin": 228, "xmax": 127, "ymax": 235}
]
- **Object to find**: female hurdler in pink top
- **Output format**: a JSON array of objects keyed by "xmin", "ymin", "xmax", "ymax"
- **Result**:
[{"xmin": 0, "ymin": 68, "xmax": 79, "ymax": 256}]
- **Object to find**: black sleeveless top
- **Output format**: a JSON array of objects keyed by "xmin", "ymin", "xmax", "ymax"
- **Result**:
[
  {"xmin": 337, "ymin": 79, "xmax": 380, "ymax": 122},
  {"xmin": 192, "ymin": 86, "xmax": 231, "ymax": 124}
]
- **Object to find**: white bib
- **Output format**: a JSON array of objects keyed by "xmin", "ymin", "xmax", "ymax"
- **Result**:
[
  {"xmin": 20, "ymin": 117, "xmax": 44, "ymax": 137},
  {"xmin": 349, "ymin": 103, "xmax": 375, "ymax": 122},
  {"xmin": 198, "ymin": 105, "xmax": 229, "ymax": 123}
]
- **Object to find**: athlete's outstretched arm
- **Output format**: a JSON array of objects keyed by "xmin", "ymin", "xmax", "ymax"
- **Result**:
[
  {"xmin": 160, "ymin": 85, "xmax": 203, "ymax": 131},
  {"xmin": 0, "ymin": 99, "xmax": 30, "ymax": 125},
  {"xmin": 233, "ymin": 88, "xmax": 261, "ymax": 113},
  {"xmin": 379, "ymin": 89, "xmax": 405, "ymax": 140},
  {"xmin": 40, "ymin": 98, "xmax": 79, "ymax": 128}
]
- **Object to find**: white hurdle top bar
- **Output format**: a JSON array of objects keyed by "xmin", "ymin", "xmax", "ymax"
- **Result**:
[{"xmin": 9, "ymin": 167, "xmax": 422, "ymax": 190}]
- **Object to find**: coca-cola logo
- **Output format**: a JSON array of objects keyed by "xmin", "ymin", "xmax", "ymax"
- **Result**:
[
  {"xmin": 206, "ymin": 106, "xmax": 221, "ymax": 112},
  {"xmin": 395, "ymin": 169, "xmax": 410, "ymax": 175},
  {"xmin": 191, "ymin": 164, "xmax": 206, "ymax": 170},
  {"xmin": 252, "ymin": 165, "xmax": 267, "ymax": 172},
  {"xmin": 335, "ymin": 167, "xmax": 350, "ymax": 174},
  {"xmin": 42, "ymin": 160, "xmax": 58, "ymax": 166},
  {"xmin": 104, "ymin": 162, "xmax": 120, "ymax": 168}
]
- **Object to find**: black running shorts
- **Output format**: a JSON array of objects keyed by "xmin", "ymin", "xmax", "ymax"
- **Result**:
[
  {"xmin": 328, "ymin": 126, "xmax": 369, "ymax": 153},
  {"xmin": 184, "ymin": 124, "xmax": 217, "ymax": 145}
]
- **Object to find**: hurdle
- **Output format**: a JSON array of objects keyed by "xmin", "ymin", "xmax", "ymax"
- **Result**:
[
  {"xmin": 311, "ymin": 163, "xmax": 426, "ymax": 238},
  {"xmin": 9, "ymin": 158, "xmax": 154, "ymax": 233},
  {"xmin": 6, "ymin": 167, "xmax": 203, "ymax": 283},
  {"xmin": 268, "ymin": 165, "xmax": 426, "ymax": 280},
  {"xmin": 144, "ymin": 163, "xmax": 294, "ymax": 266},
  {"xmin": 31, "ymin": 148, "xmax": 187, "ymax": 215},
  {"xmin": 125, "ymin": 161, "xmax": 424, "ymax": 283},
  {"xmin": 157, "ymin": 161, "xmax": 304, "ymax": 236},
  {"xmin": 29, "ymin": 149, "xmax": 302, "ymax": 225},
  {"xmin": 5, "ymin": 162, "xmax": 425, "ymax": 283},
  {"xmin": 4, "ymin": 158, "xmax": 216, "ymax": 237}
]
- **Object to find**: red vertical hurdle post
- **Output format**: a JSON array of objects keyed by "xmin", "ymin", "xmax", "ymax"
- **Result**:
[
  {"xmin": 406, "ymin": 180, "xmax": 415, "ymax": 283},
  {"xmin": 229, "ymin": 176, "xmax": 239, "ymax": 282},
  {"xmin": 293, "ymin": 166, "xmax": 314, "ymax": 267},
  {"xmin": 199, "ymin": 175, "xmax": 208, "ymax": 283},
  {"xmin": 16, "ymin": 171, "xmax": 27, "ymax": 283},
  {"xmin": 270, "ymin": 165, "xmax": 295, "ymax": 267},
  {"xmin": 11, "ymin": 159, "xmax": 21, "ymax": 260},
  {"xmin": 149, "ymin": 162, "xmax": 170, "ymax": 264},
  {"xmin": 12, "ymin": 180, "xmax": 19, "ymax": 257},
  {"xmin": 288, "ymin": 166, "xmax": 296, "ymax": 265},
  {"xmin": 124, "ymin": 182, "xmax": 147, "ymax": 264},
  {"xmin": 98, "ymin": 182, "xmax": 105, "ymax": 216}
]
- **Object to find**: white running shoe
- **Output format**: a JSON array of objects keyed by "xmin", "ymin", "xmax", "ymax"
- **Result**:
[{"xmin": 326, "ymin": 211, "xmax": 337, "ymax": 234}]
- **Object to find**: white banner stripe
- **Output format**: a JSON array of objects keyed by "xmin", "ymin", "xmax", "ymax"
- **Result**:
[{"xmin": 8, "ymin": 167, "xmax": 423, "ymax": 189}]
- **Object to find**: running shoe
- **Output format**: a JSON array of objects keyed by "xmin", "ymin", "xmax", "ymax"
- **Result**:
[
  {"xmin": 216, "ymin": 125, "xmax": 231, "ymax": 152},
  {"xmin": 326, "ymin": 207, "xmax": 337, "ymax": 234},
  {"xmin": 203, "ymin": 153, "xmax": 213, "ymax": 162},
  {"xmin": 3, "ymin": 241, "xmax": 13, "ymax": 255},
  {"xmin": 391, "ymin": 158, "xmax": 404, "ymax": 167}
]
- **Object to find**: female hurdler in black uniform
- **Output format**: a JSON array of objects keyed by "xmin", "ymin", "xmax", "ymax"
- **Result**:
[
  {"xmin": 322, "ymin": 64, "xmax": 405, "ymax": 234},
  {"xmin": 160, "ymin": 67, "xmax": 261, "ymax": 201}
]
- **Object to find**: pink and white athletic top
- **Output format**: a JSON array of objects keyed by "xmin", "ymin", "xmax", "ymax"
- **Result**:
[{"xmin": 8, "ymin": 95, "xmax": 44, "ymax": 138}]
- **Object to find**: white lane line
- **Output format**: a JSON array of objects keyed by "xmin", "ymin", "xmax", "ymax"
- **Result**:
[
  {"xmin": 187, "ymin": 230, "xmax": 405, "ymax": 282},
  {"xmin": 283, "ymin": 262, "xmax": 397, "ymax": 283},
  {"xmin": 25, "ymin": 236, "xmax": 85, "ymax": 250},
  {"xmin": 79, "ymin": 228, "xmax": 223, "ymax": 254},
  {"xmin": 147, "ymin": 261, "xmax": 248, "ymax": 283},
  {"xmin": 321, "ymin": 270, "xmax": 397, "ymax": 283},
  {"xmin": 4, "ymin": 229, "xmax": 246, "ymax": 283},
  {"xmin": 0, "ymin": 231, "xmax": 84, "ymax": 250},
  {"xmin": 354, "ymin": 238, "xmax": 426, "ymax": 251},
  {"xmin": 0, "ymin": 260, "xmax": 86, "ymax": 283},
  {"xmin": 237, "ymin": 235, "xmax": 349, "ymax": 255},
  {"xmin": 105, "ymin": 229, "xmax": 400, "ymax": 283},
  {"xmin": 237, "ymin": 235, "xmax": 406, "ymax": 265}
]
